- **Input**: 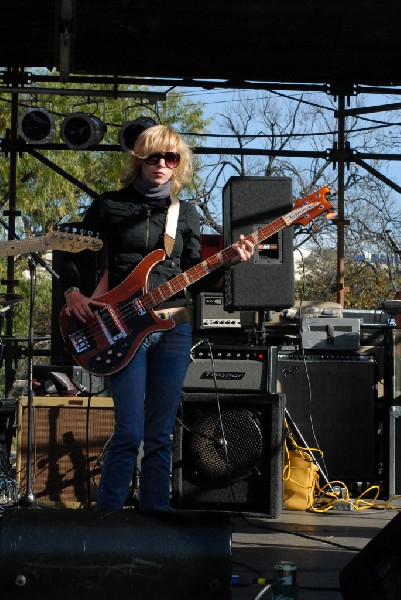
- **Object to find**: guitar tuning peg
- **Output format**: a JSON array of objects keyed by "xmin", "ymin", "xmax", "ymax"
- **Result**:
[{"xmin": 87, "ymin": 230, "xmax": 94, "ymax": 237}]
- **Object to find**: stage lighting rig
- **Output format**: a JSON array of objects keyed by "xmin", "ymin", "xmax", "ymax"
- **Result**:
[
  {"xmin": 60, "ymin": 112, "xmax": 107, "ymax": 150},
  {"xmin": 17, "ymin": 108, "xmax": 55, "ymax": 144},
  {"xmin": 118, "ymin": 116, "xmax": 158, "ymax": 152}
]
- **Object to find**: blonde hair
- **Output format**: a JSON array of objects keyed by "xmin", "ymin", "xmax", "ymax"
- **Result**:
[{"xmin": 120, "ymin": 124, "xmax": 193, "ymax": 195}]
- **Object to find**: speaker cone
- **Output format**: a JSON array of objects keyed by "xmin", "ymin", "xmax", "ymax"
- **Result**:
[{"xmin": 190, "ymin": 408, "xmax": 263, "ymax": 483}]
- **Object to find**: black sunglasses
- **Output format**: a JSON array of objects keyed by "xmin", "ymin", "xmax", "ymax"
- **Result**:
[{"xmin": 143, "ymin": 152, "xmax": 180, "ymax": 168}]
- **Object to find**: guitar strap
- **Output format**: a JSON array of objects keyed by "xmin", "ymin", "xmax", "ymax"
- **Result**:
[{"xmin": 164, "ymin": 194, "xmax": 180, "ymax": 257}]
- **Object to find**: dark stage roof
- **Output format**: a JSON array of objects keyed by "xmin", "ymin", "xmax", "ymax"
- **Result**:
[{"xmin": 2, "ymin": 1, "xmax": 401, "ymax": 87}]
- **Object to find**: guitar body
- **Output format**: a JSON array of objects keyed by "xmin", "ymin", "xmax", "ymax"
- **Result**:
[{"xmin": 59, "ymin": 249, "xmax": 175, "ymax": 376}]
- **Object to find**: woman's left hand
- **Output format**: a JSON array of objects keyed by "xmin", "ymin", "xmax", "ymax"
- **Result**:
[{"xmin": 230, "ymin": 234, "xmax": 255, "ymax": 266}]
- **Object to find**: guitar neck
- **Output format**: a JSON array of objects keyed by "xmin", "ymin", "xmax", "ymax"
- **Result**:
[
  {"xmin": 0, "ymin": 237, "xmax": 48, "ymax": 256},
  {"xmin": 143, "ymin": 215, "xmax": 287, "ymax": 310}
]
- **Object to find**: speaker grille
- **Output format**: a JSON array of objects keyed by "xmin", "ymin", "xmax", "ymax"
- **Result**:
[
  {"xmin": 223, "ymin": 176, "xmax": 294, "ymax": 310},
  {"xmin": 172, "ymin": 392, "xmax": 285, "ymax": 515},
  {"xmin": 17, "ymin": 397, "xmax": 114, "ymax": 506},
  {"xmin": 190, "ymin": 408, "xmax": 263, "ymax": 482},
  {"xmin": 277, "ymin": 353, "xmax": 378, "ymax": 486}
]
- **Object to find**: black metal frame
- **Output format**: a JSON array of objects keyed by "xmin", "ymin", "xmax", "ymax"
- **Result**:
[{"xmin": 1, "ymin": 67, "xmax": 401, "ymax": 394}]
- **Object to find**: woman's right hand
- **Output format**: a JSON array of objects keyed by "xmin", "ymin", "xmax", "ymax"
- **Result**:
[{"xmin": 65, "ymin": 289, "xmax": 106, "ymax": 323}]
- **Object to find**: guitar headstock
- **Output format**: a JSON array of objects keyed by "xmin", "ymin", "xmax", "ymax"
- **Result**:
[
  {"xmin": 47, "ymin": 228, "xmax": 103, "ymax": 253},
  {"xmin": 286, "ymin": 187, "xmax": 334, "ymax": 226}
]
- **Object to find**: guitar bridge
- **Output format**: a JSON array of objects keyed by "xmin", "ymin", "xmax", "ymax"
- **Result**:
[{"xmin": 96, "ymin": 306, "xmax": 128, "ymax": 344}]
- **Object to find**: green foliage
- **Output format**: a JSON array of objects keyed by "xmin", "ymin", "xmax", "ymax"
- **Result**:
[
  {"xmin": 12, "ymin": 270, "xmax": 53, "ymax": 337},
  {"xmin": 0, "ymin": 79, "xmax": 210, "ymax": 358},
  {"xmin": 296, "ymin": 249, "xmax": 401, "ymax": 309}
]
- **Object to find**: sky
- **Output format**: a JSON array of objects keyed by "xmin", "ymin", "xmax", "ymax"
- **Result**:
[{"xmin": 177, "ymin": 84, "xmax": 401, "ymax": 189}]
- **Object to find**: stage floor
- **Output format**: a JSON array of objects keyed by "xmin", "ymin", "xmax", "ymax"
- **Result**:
[{"xmin": 230, "ymin": 499, "xmax": 401, "ymax": 599}]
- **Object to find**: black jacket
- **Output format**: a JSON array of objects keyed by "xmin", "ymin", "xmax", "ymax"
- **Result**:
[{"xmin": 59, "ymin": 185, "xmax": 208, "ymax": 309}]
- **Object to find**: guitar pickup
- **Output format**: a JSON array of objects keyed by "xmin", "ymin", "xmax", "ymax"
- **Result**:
[
  {"xmin": 133, "ymin": 297, "xmax": 147, "ymax": 315},
  {"xmin": 68, "ymin": 328, "xmax": 95, "ymax": 354},
  {"xmin": 96, "ymin": 306, "xmax": 127, "ymax": 345}
]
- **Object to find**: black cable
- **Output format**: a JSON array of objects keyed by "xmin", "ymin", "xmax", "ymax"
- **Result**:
[{"xmin": 236, "ymin": 514, "xmax": 361, "ymax": 553}]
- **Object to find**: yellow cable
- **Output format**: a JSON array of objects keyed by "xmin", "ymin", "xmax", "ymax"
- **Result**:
[{"xmin": 283, "ymin": 428, "xmax": 401, "ymax": 514}]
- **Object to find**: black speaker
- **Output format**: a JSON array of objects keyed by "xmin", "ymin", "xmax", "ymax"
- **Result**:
[
  {"xmin": 277, "ymin": 352, "xmax": 379, "ymax": 487},
  {"xmin": 0, "ymin": 509, "xmax": 231, "ymax": 600},
  {"xmin": 223, "ymin": 176, "xmax": 294, "ymax": 310},
  {"xmin": 172, "ymin": 392, "xmax": 285, "ymax": 516},
  {"xmin": 389, "ymin": 405, "xmax": 401, "ymax": 497},
  {"xmin": 340, "ymin": 512, "xmax": 401, "ymax": 600}
]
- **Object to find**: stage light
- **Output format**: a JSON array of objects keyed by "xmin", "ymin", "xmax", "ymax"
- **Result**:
[
  {"xmin": 17, "ymin": 108, "xmax": 55, "ymax": 144},
  {"xmin": 60, "ymin": 112, "xmax": 107, "ymax": 150},
  {"xmin": 118, "ymin": 116, "xmax": 157, "ymax": 152}
]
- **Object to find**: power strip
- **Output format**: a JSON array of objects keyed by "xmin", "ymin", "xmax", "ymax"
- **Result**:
[
  {"xmin": 332, "ymin": 485, "xmax": 355, "ymax": 510},
  {"xmin": 334, "ymin": 499, "xmax": 355, "ymax": 511}
]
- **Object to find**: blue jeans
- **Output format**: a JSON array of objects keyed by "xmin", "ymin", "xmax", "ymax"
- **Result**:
[{"xmin": 96, "ymin": 322, "xmax": 192, "ymax": 510}]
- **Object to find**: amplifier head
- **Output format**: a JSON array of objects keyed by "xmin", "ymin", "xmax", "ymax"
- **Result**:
[
  {"xmin": 184, "ymin": 345, "xmax": 277, "ymax": 394},
  {"xmin": 196, "ymin": 292, "xmax": 254, "ymax": 330}
]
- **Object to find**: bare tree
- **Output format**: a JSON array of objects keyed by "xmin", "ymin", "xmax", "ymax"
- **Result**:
[{"xmin": 194, "ymin": 90, "xmax": 401, "ymax": 306}]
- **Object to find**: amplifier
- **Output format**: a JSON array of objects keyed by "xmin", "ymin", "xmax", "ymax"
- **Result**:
[
  {"xmin": 32, "ymin": 364, "xmax": 109, "ymax": 396},
  {"xmin": 16, "ymin": 396, "xmax": 114, "ymax": 507},
  {"xmin": 195, "ymin": 292, "xmax": 254, "ymax": 330},
  {"xmin": 183, "ymin": 345, "xmax": 277, "ymax": 393},
  {"xmin": 301, "ymin": 317, "xmax": 360, "ymax": 350},
  {"xmin": 277, "ymin": 352, "xmax": 378, "ymax": 487}
]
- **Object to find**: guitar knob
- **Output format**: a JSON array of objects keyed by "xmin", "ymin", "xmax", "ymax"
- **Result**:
[
  {"xmin": 116, "ymin": 352, "xmax": 123, "ymax": 358},
  {"xmin": 107, "ymin": 350, "xmax": 113, "ymax": 355},
  {"xmin": 96, "ymin": 357, "xmax": 102, "ymax": 361},
  {"xmin": 106, "ymin": 359, "xmax": 112, "ymax": 364}
]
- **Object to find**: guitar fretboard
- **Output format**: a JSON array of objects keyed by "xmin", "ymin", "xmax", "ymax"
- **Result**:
[
  {"xmin": 142, "ymin": 201, "xmax": 320, "ymax": 309},
  {"xmin": 0, "ymin": 237, "xmax": 50, "ymax": 256}
]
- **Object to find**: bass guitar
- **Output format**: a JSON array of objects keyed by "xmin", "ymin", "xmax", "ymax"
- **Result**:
[{"xmin": 60, "ymin": 187, "xmax": 333, "ymax": 376}]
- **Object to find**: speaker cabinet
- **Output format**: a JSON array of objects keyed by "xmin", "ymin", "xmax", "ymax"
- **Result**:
[
  {"xmin": 0, "ymin": 509, "xmax": 231, "ymax": 600},
  {"xmin": 16, "ymin": 396, "xmax": 114, "ymax": 506},
  {"xmin": 223, "ymin": 176, "xmax": 294, "ymax": 310},
  {"xmin": 384, "ymin": 329, "xmax": 401, "ymax": 405},
  {"xmin": 277, "ymin": 353, "xmax": 378, "ymax": 487},
  {"xmin": 172, "ymin": 392, "xmax": 285, "ymax": 516},
  {"xmin": 389, "ymin": 406, "xmax": 401, "ymax": 497},
  {"xmin": 340, "ymin": 512, "xmax": 401, "ymax": 600},
  {"xmin": 385, "ymin": 330, "xmax": 401, "ymax": 496}
]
